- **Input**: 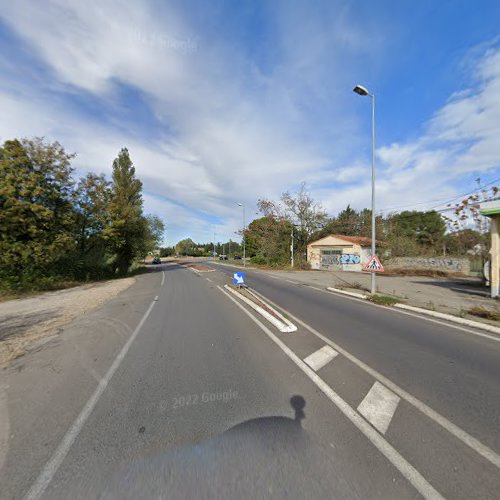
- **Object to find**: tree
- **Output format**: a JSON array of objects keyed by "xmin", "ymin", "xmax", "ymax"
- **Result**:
[
  {"xmin": 104, "ymin": 148, "xmax": 146, "ymax": 274},
  {"xmin": 445, "ymin": 186, "xmax": 498, "ymax": 232},
  {"xmin": 389, "ymin": 210, "xmax": 446, "ymax": 249},
  {"xmin": 257, "ymin": 182, "xmax": 327, "ymax": 265},
  {"xmin": 175, "ymin": 238, "xmax": 196, "ymax": 256},
  {"xmin": 0, "ymin": 138, "xmax": 76, "ymax": 287},
  {"xmin": 331, "ymin": 205, "xmax": 361, "ymax": 236},
  {"xmin": 74, "ymin": 173, "xmax": 112, "ymax": 253},
  {"xmin": 139, "ymin": 215, "xmax": 165, "ymax": 256},
  {"xmin": 160, "ymin": 246, "xmax": 175, "ymax": 257},
  {"xmin": 280, "ymin": 182, "xmax": 328, "ymax": 239},
  {"xmin": 444, "ymin": 229, "xmax": 487, "ymax": 256},
  {"xmin": 245, "ymin": 216, "xmax": 291, "ymax": 266}
]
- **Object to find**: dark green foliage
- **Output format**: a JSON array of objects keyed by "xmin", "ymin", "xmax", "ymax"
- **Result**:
[
  {"xmin": 245, "ymin": 216, "xmax": 291, "ymax": 266},
  {"xmin": 0, "ymin": 140, "xmax": 165, "ymax": 290},
  {"xmin": 0, "ymin": 138, "xmax": 76, "ymax": 289}
]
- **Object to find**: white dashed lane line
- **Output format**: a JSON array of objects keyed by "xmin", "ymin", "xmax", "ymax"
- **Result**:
[
  {"xmin": 304, "ymin": 345, "xmax": 338, "ymax": 371},
  {"xmin": 358, "ymin": 382, "xmax": 401, "ymax": 435},
  {"xmin": 218, "ymin": 284, "xmax": 444, "ymax": 499}
]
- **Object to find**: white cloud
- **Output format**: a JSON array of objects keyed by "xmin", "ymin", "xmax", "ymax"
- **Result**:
[
  {"xmin": 1, "ymin": 1, "xmax": 499, "ymax": 242},
  {"xmin": 0, "ymin": 0, "xmax": 338, "ymax": 237},
  {"xmin": 357, "ymin": 44, "xmax": 500, "ymax": 214}
]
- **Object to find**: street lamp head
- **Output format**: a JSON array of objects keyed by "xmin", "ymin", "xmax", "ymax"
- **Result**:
[
  {"xmin": 353, "ymin": 84, "xmax": 370, "ymax": 96},
  {"xmin": 237, "ymin": 202, "xmax": 244, "ymax": 207}
]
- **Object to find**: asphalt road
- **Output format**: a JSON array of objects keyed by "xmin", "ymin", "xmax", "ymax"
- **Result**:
[{"xmin": 1, "ymin": 261, "xmax": 499, "ymax": 499}]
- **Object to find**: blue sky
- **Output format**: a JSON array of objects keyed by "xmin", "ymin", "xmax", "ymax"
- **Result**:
[{"xmin": 1, "ymin": 0, "xmax": 500, "ymax": 245}]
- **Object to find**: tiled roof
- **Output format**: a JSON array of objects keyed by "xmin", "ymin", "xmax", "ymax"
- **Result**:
[{"xmin": 309, "ymin": 234, "xmax": 374, "ymax": 246}]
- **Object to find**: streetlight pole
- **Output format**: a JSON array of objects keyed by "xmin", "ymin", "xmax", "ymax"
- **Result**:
[
  {"xmin": 291, "ymin": 225, "xmax": 294, "ymax": 268},
  {"xmin": 237, "ymin": 203, "xmax": 246, "ymax": 267},
  {"xmin": 353, "ymin": 84, "xmax": 376, "ymax": 294}
]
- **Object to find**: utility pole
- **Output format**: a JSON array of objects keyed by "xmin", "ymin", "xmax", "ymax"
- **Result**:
[{"xmin": 291, "ymin": 225, "xmax": 294, "ymax": 268}]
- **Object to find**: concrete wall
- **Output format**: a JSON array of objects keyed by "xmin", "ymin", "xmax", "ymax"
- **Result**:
[{"xmin": 386, "ymin": 257, "xmax": 471, "ymax": 274}]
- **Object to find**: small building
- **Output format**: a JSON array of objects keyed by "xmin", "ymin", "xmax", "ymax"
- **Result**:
[
  {"xmin": 307, "ymin": 234, "xmax": 373, "ymax": 272},
  {"xmin": 480, "ymin": 200, "xmax": 500, "ymax": 298}
]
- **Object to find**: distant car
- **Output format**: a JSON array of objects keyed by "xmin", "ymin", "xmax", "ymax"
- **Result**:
[
  {"xmin": 234, "ymin": 256, "xmax": 242, "ymax": 260},
  {"xmin": 219, "ymin": 255, "xmax": 228, "ymax": 260},
  {"xmin": 152, "ymin": 257, "xmax": 161, "ymax": 264}
]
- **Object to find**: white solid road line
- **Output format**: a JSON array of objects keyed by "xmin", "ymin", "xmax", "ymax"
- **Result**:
[
  {"xmin": 304, "ymin": 345, "xmax": 338, "ymax": 371},
  {"xmin": 358, "ymin": 382, "xmax": 400, "ymax": 435},
  {"xmin": 250, "ymin": 270, "xmax": 500, "ymax": 343},
  {"xmin": 218, "ymin": 285, "xmax": 444, "ymax": 499},
  {"xmin": 312, "ymin": 284, "xmax": 500, "ymax": 343},
  {"xmin": 206, "ymin": 278, "xmax": 213, "ymax": 282},
  {"xmin": 249, "ymin": 287, "xmax": 500, "ymax": 469},
  {"xmin": 224, "ymin": 285, "xmax": 297, "ymax": 333},
  {"xmin": 161, "ymin": 271, "xmax": 165, "ymax": 287},
  {"xmin": 23, "ymin": 299, "xmax": 158, "ymax": 500}
]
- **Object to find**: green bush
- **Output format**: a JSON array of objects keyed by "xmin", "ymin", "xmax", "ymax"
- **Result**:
[
  {"xmin": 367, "ymin": 294, "xmax": 399, "ymax": 306},
  {"xmin": 250, "ymin": 255, "xmax": 267, "ymax": 265}
]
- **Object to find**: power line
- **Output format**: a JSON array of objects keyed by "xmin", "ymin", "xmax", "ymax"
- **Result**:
[{"xmin": 377, "ymin": 176, "xmax": 500, "ymax": 213}]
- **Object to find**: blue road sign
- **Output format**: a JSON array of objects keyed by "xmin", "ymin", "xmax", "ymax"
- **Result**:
[{"xmin": 233, "ymin": 272, "xmax": 245, "ymax": 285}]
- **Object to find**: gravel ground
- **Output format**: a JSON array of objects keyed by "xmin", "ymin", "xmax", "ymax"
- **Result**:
[{"xmin": 0, "ymin": 278, "xmax": 134, "ymax": 365}]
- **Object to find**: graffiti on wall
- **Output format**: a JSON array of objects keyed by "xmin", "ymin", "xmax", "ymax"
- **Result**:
[
  {"xmin": 321, "ymin": 254, "xmax": 361, "ymax": 266},
  {"xmin": 387, "ymin": 257, "xmax": 470, "ymax": 273}
]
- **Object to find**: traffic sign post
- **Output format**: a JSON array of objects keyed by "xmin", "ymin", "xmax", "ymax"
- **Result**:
[
  {"xmin": 233, "ymin": 272, "xmax": 245, "ymax": 287},
  {"xmin": 363, "ymin": 255, "xmax": 384, "ymax": 273}
]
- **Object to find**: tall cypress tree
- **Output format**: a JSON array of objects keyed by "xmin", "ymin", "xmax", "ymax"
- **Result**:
[{"xmin": 104, "ymin": 148, "xmax": 145, "ymax": 274}]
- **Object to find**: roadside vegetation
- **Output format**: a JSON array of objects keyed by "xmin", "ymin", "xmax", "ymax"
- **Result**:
[
  {"xmin": 171, "ymin": 181, "xmax": 496, "ymax": 275},
  {"xmin": 0, "ymin": 138, "xmax": 164, "ymax": 294},
  {"xmin": 367, "ymin": 294, "xmax": 400, "ymax": 306},
  {"xmin": 467, "ymin": 306, "xmax": 500, "ymax": 322}
]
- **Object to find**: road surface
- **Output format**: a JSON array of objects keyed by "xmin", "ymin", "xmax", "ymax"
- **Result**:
[{"xmin": 1, "ymin": 260, "xmax": 499, "ymax": 499}]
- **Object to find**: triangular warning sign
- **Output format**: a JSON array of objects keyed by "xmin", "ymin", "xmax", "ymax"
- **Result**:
[{"xmin": 363, "ymin": 255, "xmax": 384, "ymax": 272}]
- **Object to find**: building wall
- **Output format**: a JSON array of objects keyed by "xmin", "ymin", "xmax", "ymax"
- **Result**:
[{"xmin": 308, "ymin": 242, "xmax": 370, "ymax": 272}]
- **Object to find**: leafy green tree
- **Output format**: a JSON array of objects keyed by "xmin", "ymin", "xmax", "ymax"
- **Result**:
[
  {"xmin": 444, "ymin": 229, "xmax": 487, "ymax": 256},
  {"xmin": 0, "ymin": 138, "xmax": 76, "ymax": 288},
  {"xmin": 104, "ymin": 148, "xmax": 146, "ymax": 274},
  {"xmin": 74, "ymin": 173, "xmax": 112, "ymax": 253},
  {"xmin": 389, "ymin": 210, "xmax": 446, "ymax": 248},
  {"xmin": 245, "ymin": 216, "xmax": 291, "ymax": 266},
  {"xmin": 333, "ymin": 205, "xmax": 360, "ymax": 235},
  {"xmin": 139, "ymin": 215, "xmax": 165, "ymax": 256},
  {"xmin": 175, "ymin": 238, "xmax": 196, "ymax": 256},
  {"xmin": 160, "ymin": 246, "xmax": 175, "ymax": 257}
]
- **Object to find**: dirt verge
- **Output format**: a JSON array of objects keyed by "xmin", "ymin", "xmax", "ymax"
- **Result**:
[{"xmin": 0, "ymin": 277, "xmax": 134, "ymax": 366}]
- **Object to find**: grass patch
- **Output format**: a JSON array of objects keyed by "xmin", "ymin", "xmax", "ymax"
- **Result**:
[
  {"xmin": 467, "ymin": 306, "xmax": 500, "ymax": 322},
  {"xmin": 367, "ymin": 294, "xmax": 400, "ymax": 306},
  {"xmin": 349, "ymin": 281, "xmax": 369, "ymax": 291}
]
